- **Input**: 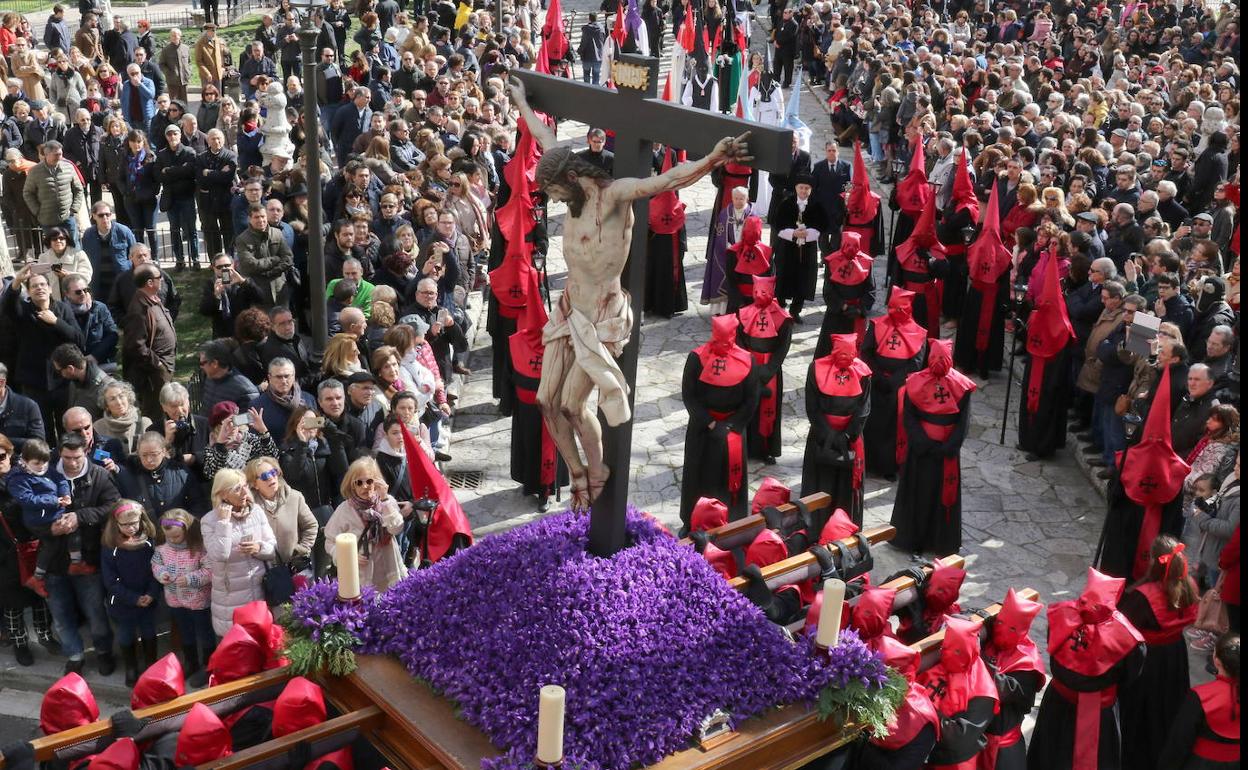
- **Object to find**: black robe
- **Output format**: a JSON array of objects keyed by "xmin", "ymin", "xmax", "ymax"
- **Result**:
[
  {"xmin": 1117, "ymin": 589, "xmax": 1195, "ymax": 770},
  {"xmin": 1096, "ymin": 466, "xmax": 1184, "ymax": 579},
  {"xmin": 724, "ymin": 248, "xmax": 774, "ymax": 314},
  {"xmin": 890, "ymin": 393, "xmax": 972, "ymax": 555},
  {"xmin": 801, "ymin": 367, "xmax": 872, "ymax": 527},
  {"xmin": 678, "ymin": 353, "xmax": 761, "ymax": 528},
  {"xmin": 815, "ymin": 273, "xmax": 875, "ymax": 358},
  {"xmin": 507, "ymin": 369, "xmax": 569, "ymax": 498},
  {"xmin": 937, "ymin": 206, "xmax": 976, "ymax": 321},
  {"xmin": 860, "ymin": 322, "xmax": 926, "ymax": 478},
  {"xmin": 487, "ymin": 303, "xmax": 519, "ymax": 416},
  {"xmin": 1026, "ymin": 648, "xmax": 1146, "ymax": 770},
  {"xmin": 772, "ymin": 197, "xmax": 828, "ymax": 308},
  {"xmin": 1016, "ymin": 344, "xmax": 1074, "ymax": 458},
  {"xmin": 927, "ymin": 695, "xmax": 997, "ymax": 766},
  {"xmin": 953, "ymin": 271, "xmax": 1009, "ymax": 375},
  {"xmin": 1156, "ymin": 688, "xmax": 1240, "ymax": 770},
  {"xmin": 854, "ymin": 723, "xmax": 938, "ymax": 769},
  {"xmin": 738, "ymin": 320, "xmax": 792, "ymax": 461},
  {"xmin": 644, "ymin": 225, "xmax": 689, "ymax": 317},
  {"xmin": 982, "ymin": 669, "xmax": 1044, "ymax": 770}
]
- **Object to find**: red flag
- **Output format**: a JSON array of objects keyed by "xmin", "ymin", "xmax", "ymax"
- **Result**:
[{"xmin": 399, "ymin": 423, "xmax": 473, "ymax": 563}]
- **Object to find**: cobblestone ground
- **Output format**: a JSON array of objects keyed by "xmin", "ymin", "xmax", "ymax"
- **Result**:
[{"xmin": 448, "ymin": 2, "xmax": 1112, "ymax": 657}]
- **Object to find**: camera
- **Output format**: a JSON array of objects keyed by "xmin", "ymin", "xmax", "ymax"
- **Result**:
[
  {"xmin": 174, "ymin": 419, "xmax": 193, "ymax": 438},
  {"xmin": 1194, "ymin": 496, "xmax": 1218, "ymax": 513},
  {"xmin": 308, "ymin": 415, "xmax": 327, "ymax": 429}
]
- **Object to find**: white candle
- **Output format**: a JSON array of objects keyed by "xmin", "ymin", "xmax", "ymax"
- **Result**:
[
  {"xmin": 336, "ymin": 533, "xmax": 361, "ymax": 600},
  {"xmin": 816, "ymin": 579, "xmax": 846, "ymax": 648},
  {"xmin": 535, "ymin": 685, "xmax": 566, "ymax": 764}
]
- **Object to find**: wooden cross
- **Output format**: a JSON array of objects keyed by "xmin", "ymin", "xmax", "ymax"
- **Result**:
[{"xmin": 513, "ymin": 55, "xmax": 792, "ymax": 557}]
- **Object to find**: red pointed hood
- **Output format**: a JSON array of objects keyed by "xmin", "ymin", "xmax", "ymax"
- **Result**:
[
  {"xmin": 887, "ymin": 286, "xmax": 916, "ymax": 318},
  {"xmin": 939, "ymin": 615, "xmax": 983, "ymax": 674},
  {"xmin": 494, "ymin": 121, "xmax": 537, "ymax": 246},
  {"xmin": 950, "ymin": 150, "xmax": 980, "ymax": 220},
  {"xmin": 175, "ymin": 703, "xmax": 232, "ymax": 766},
  {"xmin": 729, "ymin": 214, "xmax": 764, "ymax": 252},
  {"xmin": 690, "ymin": 496, "xmax": 729, "ymax": 532},
  {"xmin": 509, "ymin": 271, "xmax": 547, "ymax": 378},
  {"xmin": 649, "ymin": 148, "xmax": 687, "ymax": 234},
  {"xmin": 131, "ymin": 652, "xmax": 186, "ymax": 709},
  {"xmin": 751, "ymin": 274, "xmax": 777, "ymax": 306},
  {"xmin": 87, "ymin": 739, "xmax": 140, "ymax": 770},
  {"xmin": 846, "ymin": 140, "xmax": 880, "ymax": 224},
  {"xmin": 897, "ymin": 189, "xmax": 945, "ymax": 270},
  {"xmin": 703, "ymin": 541, "xmax": 738, "ymax": 579},
  {"xmin": 905, "ymin": 339, "xmax": 977, "ymax": 413},
  {"xmin": 234, "ymin": 600, "xmax": 274, "ymax": 648},
  {"xmin": 726, "ymin": 215, "xmax": 772, "ymax": 276},
  {"xmin": 207, "ymin": 624, "xmax": 266, "ymax": 685},
  {"xmin": 400, "ymin": 422, "xmax": 473, "ymax": 562},
  {"xmin": 1121, "ymin": 365, "xmax": 1189, "ymax": 494},
  {"xmin": 878, "ymin": 634, "xmax": 921, "ymax": 682},
  {"xmin": 1026, "ymin": 245, "xmax": 1075, "ymax": 358},
  {"xmin": 41, "ymin": 672, "xmax": 100, "ymax": 735},
  {"xmin": 824, "ymin": 231, "xmax": 873, "ymax": 285},
  {"xmin": 541, "ymin": 0, "xmax": 568, "ymax": 59},
  {"xmin": 818, "ymin": 508, "xmax": 860, "ymax": 544},
  {"xmin": 745, "ymin": 527, "xmax": 788, "ymax": 569},
  {"xmin": 925, "ymin": 559, "xmax": 967, "ymax": 612},
  {"xmin": 517, "ymin": 271, "xmax": 548, "ymax": 338},
  {"xmin": 490, "ymin": 256, "xmax": 537, "ymax": 319},
  {"xmin": 895, "ymin": 138, "xmax": 932, "ymax": 215},
  {"xmin": 273, "ymin": 677, "xmax": 327, "ymax": 738},
  {"xmin": 1077, "ymin": 567, "xmax": 1127, "ymax": 624},
  {"xmin": 751, "ymin": 476, "xmax": 791, "ymax": 514},
  {"xmin": 967, "ymin": 181, "xmax": 1011, "ymax": 284},
  {"xmin": 850, "ymin": 586, "xmax": 897, "ymax": 640},
  {"xmin": 814, "ymin": 334, "xmax": 872, "ymax": 396},
  {"xmin": 993, "ymin": 587, "xmax": 1043, "ymax": 650},
  {"xmin": 875, "ymin": 286, "xmax": 928, "ymax": 359}
]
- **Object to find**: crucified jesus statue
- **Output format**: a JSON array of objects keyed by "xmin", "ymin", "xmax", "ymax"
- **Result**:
[{"xmin": 508, "ymin": 76, "xmax": 754, "ymax": 511}]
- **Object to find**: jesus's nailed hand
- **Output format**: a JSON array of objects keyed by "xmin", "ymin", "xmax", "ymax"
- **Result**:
[
  {"xmin": 507, "ymin": 76, "xmax": 526, "ymax": 105},
  {"xmin": 713, "ymin": 132, "xmax": 754, "ymax": 165}
]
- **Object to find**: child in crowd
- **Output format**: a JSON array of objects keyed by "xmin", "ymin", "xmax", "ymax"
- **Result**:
[
  {"xmin": 100, "ymin": 500, "xmax": 162, "ymax": 686},
  {"xmin": 152, "ymin": 508, "xmax": 215, "ymax": 687},
  {"xmin": 7, "ymin": 439, "xmax": 83, "ymax": 597},
  {"xmin": 1184, "ymin": 473, "xmax": 1217, "ymax": 550}
]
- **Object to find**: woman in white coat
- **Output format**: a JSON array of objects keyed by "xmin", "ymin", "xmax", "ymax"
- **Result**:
[
  {"xmin": 324, "ymin": 457, "xmax": 408, "ymax": 592},
  {"xmin": 200, "ymin": 468, "xmax": 278, "ymax": 636},
  {"xmin": 29, "ymin": 226, "xmax": 92, "ymax": 302}
]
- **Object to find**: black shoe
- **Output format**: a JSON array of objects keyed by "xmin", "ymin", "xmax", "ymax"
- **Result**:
[
  {"xmin": 97, "ymin": 650, "xmax": 116, "ymax": 676},
  {"xmin": 14, "ymin": 644, "xmax": 33, "ymax": 666},
  {"xmin": 434, "ymin": 450, "xmax": 452, "ymax": 462},
  {"xmin": 39, "ymin": 636, "xmax": 62, "ymax": 656},
  {"xmin": 1024, "ymin": 453, "xmax": 1040, "ymax": 462},
  {"xmin": 764, "ymin": 455, "xmax": 777, "ymax": 465},
  {"xmin": 537, "ymin": 496, "xmax": 550, "ymax": 513},
  {"xmin": 1087, "ymin": 458, "xmax": 1108, "ymax": 468},
  {"xmin": 1097, "ymin": 470, "xmax": 1114, "ymax": 480},
  {"xmin": 791, "ymin": 313, "xmax": 804, "ymax": 324},
  {"xmin": 1081, "ymin": 446, "xmax": 1103, "ymax": 456},
  {"xmin": 122, "ymin": 644, "xmax": 139, "ymax": 687},
  {"xmin": 64, "ymin": 657, "xmax": 85, "ymax": 675}
]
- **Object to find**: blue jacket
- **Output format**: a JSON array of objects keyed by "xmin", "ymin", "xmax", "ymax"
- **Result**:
[
  {"xmin": 100, "ymin": 540, "xmax": 161, "ymax": 619},
  {"xmin": 251, "ymin": 388, "xmax": 316, "ymax": 437},
  {"xmin": 69, "ymin": 300, "xmax": 120, "ymax": 365},
  {"xmin": 7, "ymin": 466, "xmax": 70, "ymax": 531},
  {"xmin": 82, "ymin": 222, "xmax": 136, "ymax": 291},
  {"xmin": 119, "ymin": 76, "xmax": 157, "ymax": 127}
]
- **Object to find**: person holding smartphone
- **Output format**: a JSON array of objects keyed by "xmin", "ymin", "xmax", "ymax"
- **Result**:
[
  {"xmin": 202, "ymin": 401, "xmax": 279, "ymax": 480},
  {"xmin": 29, "ymin": 227, "xmax": 92, "ymax": 303},
  {"xmin": 198, "ymin": 254, "xmax": 263, "ymax": 339},
  {"xmin": 200, "ymin": 467, "xmax": 276, "ymax": 635}
]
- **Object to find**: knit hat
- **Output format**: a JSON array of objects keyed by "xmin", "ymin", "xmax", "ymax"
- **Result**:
[{"xmin": 209, "ymin": 401, "xmax": 239, "ymax": 429}]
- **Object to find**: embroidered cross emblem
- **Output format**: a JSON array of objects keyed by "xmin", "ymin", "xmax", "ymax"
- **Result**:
[
  {"xmin": 1139, "ymin": 476, "xmax": 1159, "ymax": 493},
  {"xmin": 1069, "ymin": 627, "xmax": 1090, "ymax": 652},
  {"xmin": 660, "ymin": 212, "xmax": 676, "ymax": 227},
  {"xmin": 979, "ymin": 261, "xmax": 994, "ymax": 277},
  {"xmin": 711, "ymin": 358, "xmax": 727, "ymax": 375},
  {"xmin": 927, "ymin": 679, "xmax": 948, "ymax": 701},
  {"xmin": 886, "ymin": 333, "xmax": 902, "ymax": 351},
  {"xmin": 508, "ymin": 285, "xmax": 523, "ymax": 298},
  {"xmin": 933, "ymin": 385, "xmax": 951, "ymax": 404},
  {"xmin": 529, "ymin": 354, "xmax": 543, "ymax": 370},
  {"xmin": 541, "ymin": 457, "xmax": 555, "ymax": 471},
  {"xmin": 835, "ymin": 370, "xmax": 850, "ymax": 385},
  {"xmin": 837, "ymin": 263, "xmax": 853, "ymax": 280},
  {"xmin": 756, "ymin": 314, "xmax": 769, "ymax": 331}
]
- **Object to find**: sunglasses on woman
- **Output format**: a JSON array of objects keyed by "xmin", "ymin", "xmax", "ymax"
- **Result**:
[
  {"xmin": 354, "ymin": 478, "xmax": 377, "ymax": 488},
  {"xmin": 258, "ymin": 469, "xmax": 280, "ymax": 482}
]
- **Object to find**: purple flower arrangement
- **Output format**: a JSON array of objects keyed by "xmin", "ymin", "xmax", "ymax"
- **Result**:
[
  {"xmin": 805, "ymin": 629, "xmax": 907, "ymax": 736},
  {"xmin": 282, "ymin": 579, "xmax": 380, "ymax": 676},
  {"xmin": 291, "ymin": 509, "xmax": 904, "ymax": 768}
]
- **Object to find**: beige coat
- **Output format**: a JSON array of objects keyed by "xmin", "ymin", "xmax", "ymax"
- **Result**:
[
  {"xmin": 256, "ymin": 484, "xmax": 319, "ymax": 564},
  {"xmin": 74, "ymin": 28, "xmax": 104, "ymax": 64},
  {"xmin": 1076, "ymin": 306, "xmax": 1125, "ymax": 394},
  {"xmin": 323, "ymin": 497, "xmax": 408, "ymax": 592},
  {"xmin": 10, "ymin": 50, "xmax": 45, "ymax": 102},
  {"xmin": 194, "ymin": 35, "xmax": 225, "ymax": 88}
]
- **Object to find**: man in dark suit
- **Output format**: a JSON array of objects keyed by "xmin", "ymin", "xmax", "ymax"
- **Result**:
[
  {"xmin": 767, "ymin": 134, "xmax": 812, "ymax": 225},
  {"xmin": 329, "ymin": 87, "xmax": 373, "ymax": 166},
  {"xmin": 773, "ymin": 7, "xmax": 799, "ymax": 88},
  {"xmin": 812, "ymin": 140, "xmax": 852, "ymax": 251}
]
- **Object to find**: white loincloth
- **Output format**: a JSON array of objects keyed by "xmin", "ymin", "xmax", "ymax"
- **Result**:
[{"xmin": 541, "ymin": 290, "xmax": 634, "ymax": 427}]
